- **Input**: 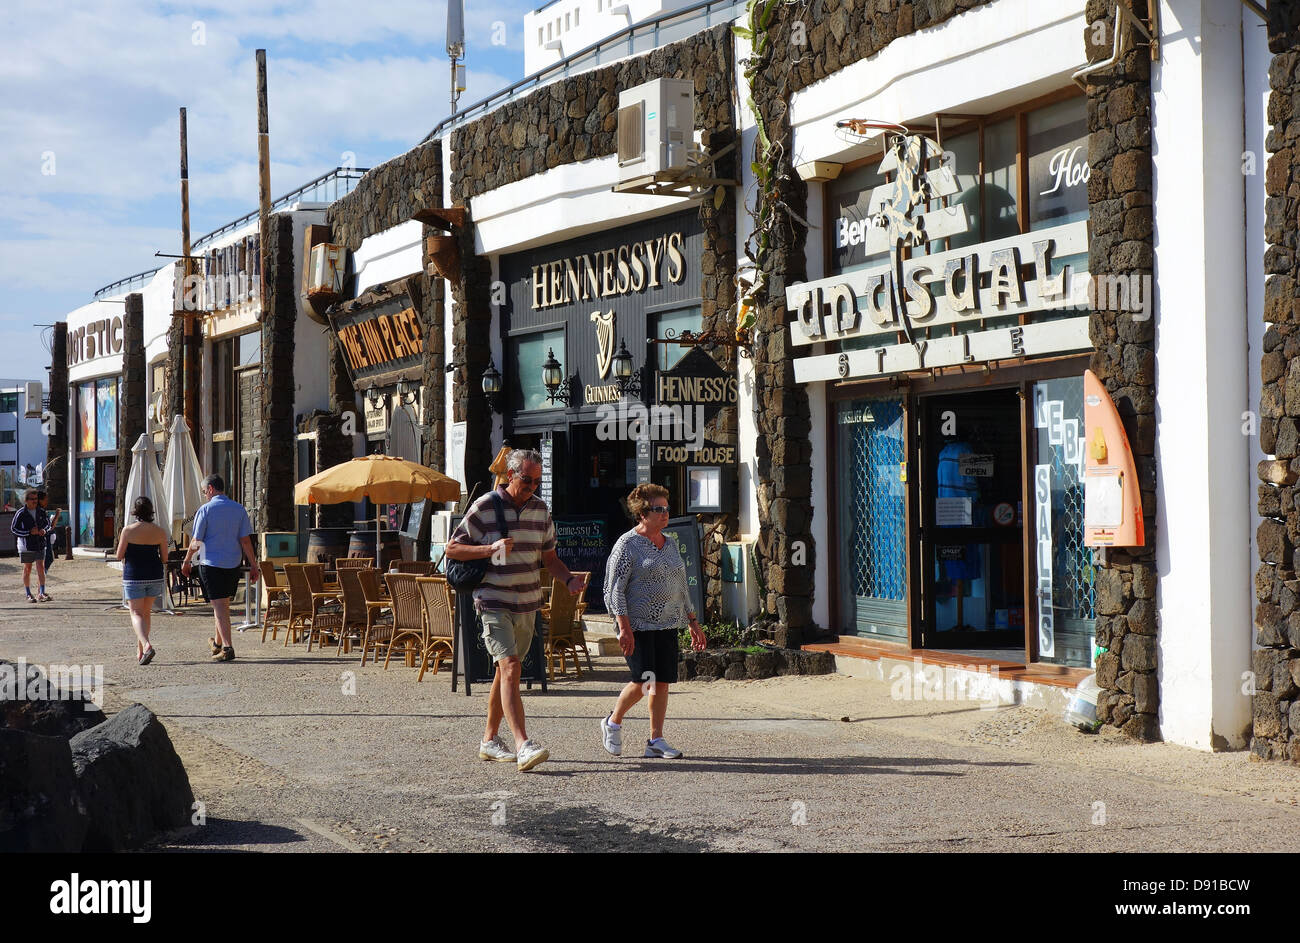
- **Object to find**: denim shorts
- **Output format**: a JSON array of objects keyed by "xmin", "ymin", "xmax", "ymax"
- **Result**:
[{"xmin": 123, "ymin": 579, "xmax": 166, "ymax": 601}]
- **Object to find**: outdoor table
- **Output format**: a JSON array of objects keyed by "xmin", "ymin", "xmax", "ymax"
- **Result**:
[{"xmin": 233, "ymin": 563, "xmax": 262, "ymax": 633}]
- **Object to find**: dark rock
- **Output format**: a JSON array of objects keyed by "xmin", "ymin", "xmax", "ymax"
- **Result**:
[
  {"xmin": 744, "ymin": 651, "xmax": 777, "ymax": 679},
  {"xmin": 0, "ymin": 660, "xmax": 105, "ymax": 738},
  {"xmin": 1120, "ymin": 634, "xmax": 1156, "ymax": 672},
  {"xmin": 723, "ymin": 663, "xmax": 747, "ymax": 681},
  {"xmin": 0, "ymin": 729, "xmax": 87, "ymax": 852},
  {"xmin": 1121, "ymin": 712, "xmax": 1160, "ymax": 742},
  {"xmin": 1254, "ymin": 691, "xmax": 1283, "ymax": 739},
  {"xmin": 70, "ymin": 704, "xmax": 195, "ymax": 852},
  {"xmin": 1133, "ymin": 672, "xmax": 1158, "ymax": 714},
  {"xmin": 799, "ymin": 650, "xmax": 835, "ymax": 675}
]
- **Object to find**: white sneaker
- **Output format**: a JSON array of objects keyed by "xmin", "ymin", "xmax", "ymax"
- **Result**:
[
  {"xmin": 644, "ymin": 737, "xmax": 683, "ymax": 759},
  {"xmin": 478, "ymin": 736, "xmax": 516, "ymax": 762},
  {"xmin": 600, "ymin": 714, "xmax": 622, "ymax": 756},
  {"xmin": 516, "ymin": 739, "xmax": 550, "ymax": 772}
]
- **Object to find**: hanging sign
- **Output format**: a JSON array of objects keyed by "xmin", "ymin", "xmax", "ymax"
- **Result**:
[
  {"xmin": 1082, "ymin": 369, "xmax": 1143, "ymax": 547},
  {"xmin": 957, "ymin": 454, "xmax": 995, "ymax": 477}
]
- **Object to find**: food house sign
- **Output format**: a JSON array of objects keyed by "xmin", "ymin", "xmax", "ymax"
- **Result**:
[{"xmin": 787, "ymin": 134, "xmax": 1091, "ymax": 383}]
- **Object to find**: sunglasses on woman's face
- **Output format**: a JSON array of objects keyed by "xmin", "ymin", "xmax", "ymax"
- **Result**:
[{"xmin": 647, "ymin": 506, "xmax": 669, "ymax": 514}]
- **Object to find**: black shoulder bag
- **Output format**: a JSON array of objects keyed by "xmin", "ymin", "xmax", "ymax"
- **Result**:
[{"xmin": 446, "ymin": 493, "xmax": 509, "ymax": 590}]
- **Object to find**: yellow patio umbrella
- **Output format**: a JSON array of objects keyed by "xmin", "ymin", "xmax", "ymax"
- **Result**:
[
  {"xmin": 489, "ymin": 445, "xmax": 512, "ymax": 487},
  {"xmin": 294, "ymin": 455, "xmax": 460, "ymax": 568}
]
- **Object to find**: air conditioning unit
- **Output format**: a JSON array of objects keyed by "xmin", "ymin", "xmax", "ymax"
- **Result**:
[
  {"xmin": 23, "ymin": 382, "xmax": 42, "ymax": 418},
  {"xmin": 617, "ymin": 78, "xmax": 694, "ymax": 181},
  {"xmin": 306, "ymin": 243, "xmax": 347, "ymax": 300}
]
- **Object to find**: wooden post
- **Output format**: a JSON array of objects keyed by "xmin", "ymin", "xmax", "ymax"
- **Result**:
[
  {"xmin": 256, "ymin": 49, "xmax": 271, "ymax": 307},
  {"xmin": 180, "ymin": 107, "xmax": 200, "ymax": 451}
]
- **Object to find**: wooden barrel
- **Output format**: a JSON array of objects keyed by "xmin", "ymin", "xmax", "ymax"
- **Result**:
[
  {"xmin": 348, "ymin": 529, "xmax": 402, "ymax": 565},
  {"xmin": 306, "ymin": 528, "xmax": 350, "ymax": 566}
]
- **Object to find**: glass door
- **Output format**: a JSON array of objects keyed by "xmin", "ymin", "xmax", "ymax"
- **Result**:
[{"xmin": 918, "ymin": 388, "xmax": 1025, "ymax": 654}]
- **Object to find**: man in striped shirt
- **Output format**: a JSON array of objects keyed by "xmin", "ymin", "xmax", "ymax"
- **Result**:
[{"xmin": 447, "ymin": 449, "xmax": 584, "ymax": 772}]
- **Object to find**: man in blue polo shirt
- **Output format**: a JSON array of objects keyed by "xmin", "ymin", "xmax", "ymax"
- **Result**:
[{"xmin": 181, "ymin": 474, "xmax": 259, "ymax": 662}]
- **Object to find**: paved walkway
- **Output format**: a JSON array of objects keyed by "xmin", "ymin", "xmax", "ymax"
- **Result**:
[{"xmin": 4, "ymin": 557, "xmax": 1300, "ymax": 852}]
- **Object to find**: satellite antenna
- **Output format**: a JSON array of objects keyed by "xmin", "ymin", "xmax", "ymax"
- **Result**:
[{"xmin": 447, "ymin": 0, "xmax": 466, "ymax": 114}]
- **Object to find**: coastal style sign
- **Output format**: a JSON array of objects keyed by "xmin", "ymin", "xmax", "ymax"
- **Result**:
[{"xmin": 786, "ymin": 133, "xmax": 1091, "ymax": 383}]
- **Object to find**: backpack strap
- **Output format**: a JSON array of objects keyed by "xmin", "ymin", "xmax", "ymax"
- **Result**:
[{"xmin": 489, "ymin": 491, "xmax": 509, "ymax": 540}]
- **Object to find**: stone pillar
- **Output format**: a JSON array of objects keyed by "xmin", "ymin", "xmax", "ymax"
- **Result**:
[
  {"xmin": 446, "ymin": 199, "xmax": 494, "ymax": 499},
  {"xmin": 164, "ymin": 310, "xmax": 185, "ymax": 449},
  {"xmin": 407, "ymin": 273, "xmax": 446, "ymax": 471},
  {"xmin": 46, "ymin": 323, "xmax": 69, "ymax": 509},
  {"xmin": 258, "ymin": 213, "xmax": 296, "ymax": 533},
  {"xmin": 1252, "ymin": 0, "xmax": 1300, "ymax": 760},
  {"xmin": 303, "ymin": 411, "xmax": 354, "ymax": 528},
  {"xmin": 1083, "ymin": 0, "xmax": 1159, "ymax": 740},
  {"xmin": 116, "ymin": 294, "xmax": 146, "ymax": 538}
]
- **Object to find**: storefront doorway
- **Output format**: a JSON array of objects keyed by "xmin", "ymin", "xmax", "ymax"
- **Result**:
[{"xmin": 917, "ymin": 387, "xmax": 1025, "ymax": 658}]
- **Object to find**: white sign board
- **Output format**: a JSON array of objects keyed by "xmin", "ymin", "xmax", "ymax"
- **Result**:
[
  {"xmin": 449, "ymin": 422, "xmax": 467, "ymax": 491},
  {"xmin": 935, "ymin": 497, "xmax": 972, "ymax": 527}
]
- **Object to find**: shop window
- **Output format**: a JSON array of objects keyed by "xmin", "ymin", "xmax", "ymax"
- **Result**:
[
  {"xmin": 836, "ymin": 396, "xmax": 907, "ymax": 640},
  {"xmin": 78, "ymin": 383, "xmax": 96, "ymax": 452},
  {"xmin": 238, "ymin": 329, "xmax": 261, "ymax": 367},
  {"xmin": 827, "ymin": 161, "xmax": 890, "ymax": 276},
  {"xmin": 1031, "ymin": 376, "xmax": 1094, "ymax": 668},
  {"xmin": 0, "ymin": 392, "xmax": 17, "ymax": 413},
  {"xmin": 0, "ymin": 431, "xmax": 13, "ymax": 444},
  {"xmin": 654, "ymin": 307, "xmax": 703, "ymax": 371},
  {"xmin": 511, "ymin": 328, "xmax": 565, "ymax": 412},
  {"xmin": 78, "ymin": 457, "xmax": 95, "ymax": 544},
  {"xmin": 95, "ymin": 378, "xmax": 117, "ymax": 452},
  {"xmin": 1028, "ymin": 98, "xmax": 1089, "ymax": 231},
  {"xmin": 213, "ymin": 338, "xmax": 234, "ymax": 434}
]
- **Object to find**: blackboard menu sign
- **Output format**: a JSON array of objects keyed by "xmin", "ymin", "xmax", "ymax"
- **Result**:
[
  {"xmin": 662, "ymin": 515, "xmax": 704, "ymax": 622},
  {"xmin": 554, "ymin": 516, "xmax": 608, "ymax": 613},
  {"xmin": 454, "ymin": 593, "xmax": 546, "ymax": 694}
]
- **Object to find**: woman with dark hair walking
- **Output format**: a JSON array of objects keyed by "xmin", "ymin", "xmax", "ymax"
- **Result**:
[
  {"xmin": 599, "ymin": 483, "xmax": 706, "ymax": 759},
  {"xmin": 115, "ymin": 496, "xmax": 169, "ymax": 665}
]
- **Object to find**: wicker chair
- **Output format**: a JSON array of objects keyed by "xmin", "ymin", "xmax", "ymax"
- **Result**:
[
  {"xmin": 282, "ymin": 563, "xmax": 316, "ymax": 645},
  {"xmin": 543, "ymin": 571, "xmax": 592, "ymax": 679},
  {"xmin": 334, "ymin": 567, "xmax": 371, "ymax": 656},
  {"xmin": 259, "ymin": 560, "xmax": 291, "ymax": 643},
  {"xmin": 357, "ymin": 568, "xmax": 395, "ymax": 666},
  {"xmin": 335, "ymin": 557, "xmax": 373, "ymax": 571},
  {"xmin": 382, "ymin": 573, "xmax": 425, "ymax": 672},
  {"xmin": 390, "ymin": 561, "xmax": 436, "ymax": 575},
  {"xmin": 304, "ymin": 564, "xmax": 344, "ymax": 652},
  {"xmin": 414, "ymin": 577, "xmax": 455, "ymax": 681}
]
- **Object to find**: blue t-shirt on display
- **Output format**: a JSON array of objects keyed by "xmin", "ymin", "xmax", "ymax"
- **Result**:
[{"xmin": 190, "ymin": 494, "xmax": 252, "ymax": 568}]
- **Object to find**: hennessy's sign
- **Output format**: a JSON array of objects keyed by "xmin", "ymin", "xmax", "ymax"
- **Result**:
[
  {"xmin": 531, "ymin": 232, "xmax": 686, "ymax": 310},
  {"xmin": 331, "ymin": 300, "xmax": 424, "ymax": 386}
]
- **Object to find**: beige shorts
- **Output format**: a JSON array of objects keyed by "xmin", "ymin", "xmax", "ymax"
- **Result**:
[{"xmin": 480, "ymin": 609, "xmax": 536, "ymax": 663}]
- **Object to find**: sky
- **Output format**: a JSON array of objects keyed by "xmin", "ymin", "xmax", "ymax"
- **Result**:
[{"xmin": 0, "ymin": 0, "xmax": 541, "ymax": 383}]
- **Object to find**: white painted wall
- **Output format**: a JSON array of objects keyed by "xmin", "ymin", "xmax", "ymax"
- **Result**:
[
  {"xmin": 1152, "ymin": 0, "xmax": 1253, "ymax": 750},
  {"xmin": 443, "ymin": 136, "xmax": 458, "ymax": 482},
  {"xmin": 789, "ymin": 0, "xmax": 1086, "ymax": 162},
  {"xmin": 470, "ymin": 153, "xmax": 696, "ymax": 256},
  {"xmin": 734, "ymin": 30, "xmax": 759, "ymax": 543},
  {"xmin": 352, "ymin": 220, "xmax": 424, "ymax": 297},
  {"xmin": 524, "ymin": 0, "xmax": 696, "ymax": 75},
  {"xmin": 287, "ymin": 209, "xmax": 332, "ymax": 424}
]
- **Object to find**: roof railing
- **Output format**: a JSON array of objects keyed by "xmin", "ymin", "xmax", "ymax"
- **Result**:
[
  {"xmin": 93, "ymin": 267, "xmax": 164, "ymax": 300},
  {"xmin": 422, "ymin": 0, "xmax": 744, "ymax": 144},
  {"xmin": 190, "ymin": 166, "xmax": 370, "ymax": 251}
]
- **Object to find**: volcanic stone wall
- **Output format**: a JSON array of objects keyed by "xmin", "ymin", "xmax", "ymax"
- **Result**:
[
  {"xmin": 46, "ymin": 323, "xmax": 68, "ymax": 509},
  {"xmin": 257, "ymin": 213, "xmax": 297, "ymax": 533},
  {"xmin": 115, "ymin": 294, "xmax": 145, "ymax": 540},
  {"xmin": 1081, "ymin": 0, "xmax": 1160, "ymax": 741},
  {"xmin": 1252, "ymin": 1, "xmax": 1300, "ymax": 761}
]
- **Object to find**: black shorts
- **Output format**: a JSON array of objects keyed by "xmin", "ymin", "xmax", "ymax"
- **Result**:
[
  {"xmin": 626, "ymin": 629, "xmax": 680, "ymax": 686},
  {"xmin": 199, "ymin": 565, "xmax": 241, "ymax": 601}
]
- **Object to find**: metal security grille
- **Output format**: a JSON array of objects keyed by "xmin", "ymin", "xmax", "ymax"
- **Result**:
[{"xmin": 839, "ymin": 396, "xmax": 907, "ymax": 638}]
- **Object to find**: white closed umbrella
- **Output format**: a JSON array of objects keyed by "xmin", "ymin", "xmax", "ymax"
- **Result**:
[
  {"xmin": 121, "ymin": 433, "xmax": 173, "ymax": 613},
  {"xmin": 162, "ymin": 414, "xmax": 205, "ymax": 543}
]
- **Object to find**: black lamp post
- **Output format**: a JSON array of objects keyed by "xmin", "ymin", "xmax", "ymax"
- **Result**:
[
  {"xmin": 541, "ymin": 347, "xmax": 574, "ymax": 406},
  {"xmin": 611, "ymin": 338, "xmax": 641, "ymax": 397},
  {"xmin": 481, "ymin": 360, "xmax": 503, "ymax": 413}
]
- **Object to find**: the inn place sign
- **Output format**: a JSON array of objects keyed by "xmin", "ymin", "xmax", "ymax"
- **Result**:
[{"xmin": 787, "ymin": 133, "xmax": 1091, "ymax": 384}]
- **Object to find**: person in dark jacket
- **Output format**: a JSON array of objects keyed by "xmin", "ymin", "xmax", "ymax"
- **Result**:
[
  {"xmin": 10, "ymin": 490, "xmax": 50, "ymax": 602},
  {"xmin": 38, "ymin": 491, "xmax": 59, "ymax": 572}
]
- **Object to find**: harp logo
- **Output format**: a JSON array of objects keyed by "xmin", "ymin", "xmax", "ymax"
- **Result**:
[{"xmin": 591, "ymin": 309, "xmax": 615, "ymax": 379}]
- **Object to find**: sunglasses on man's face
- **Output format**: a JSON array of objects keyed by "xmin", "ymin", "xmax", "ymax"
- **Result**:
[{"xmin": 515, "ymin": 474, "xmax": 541, "ymax": 487}]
